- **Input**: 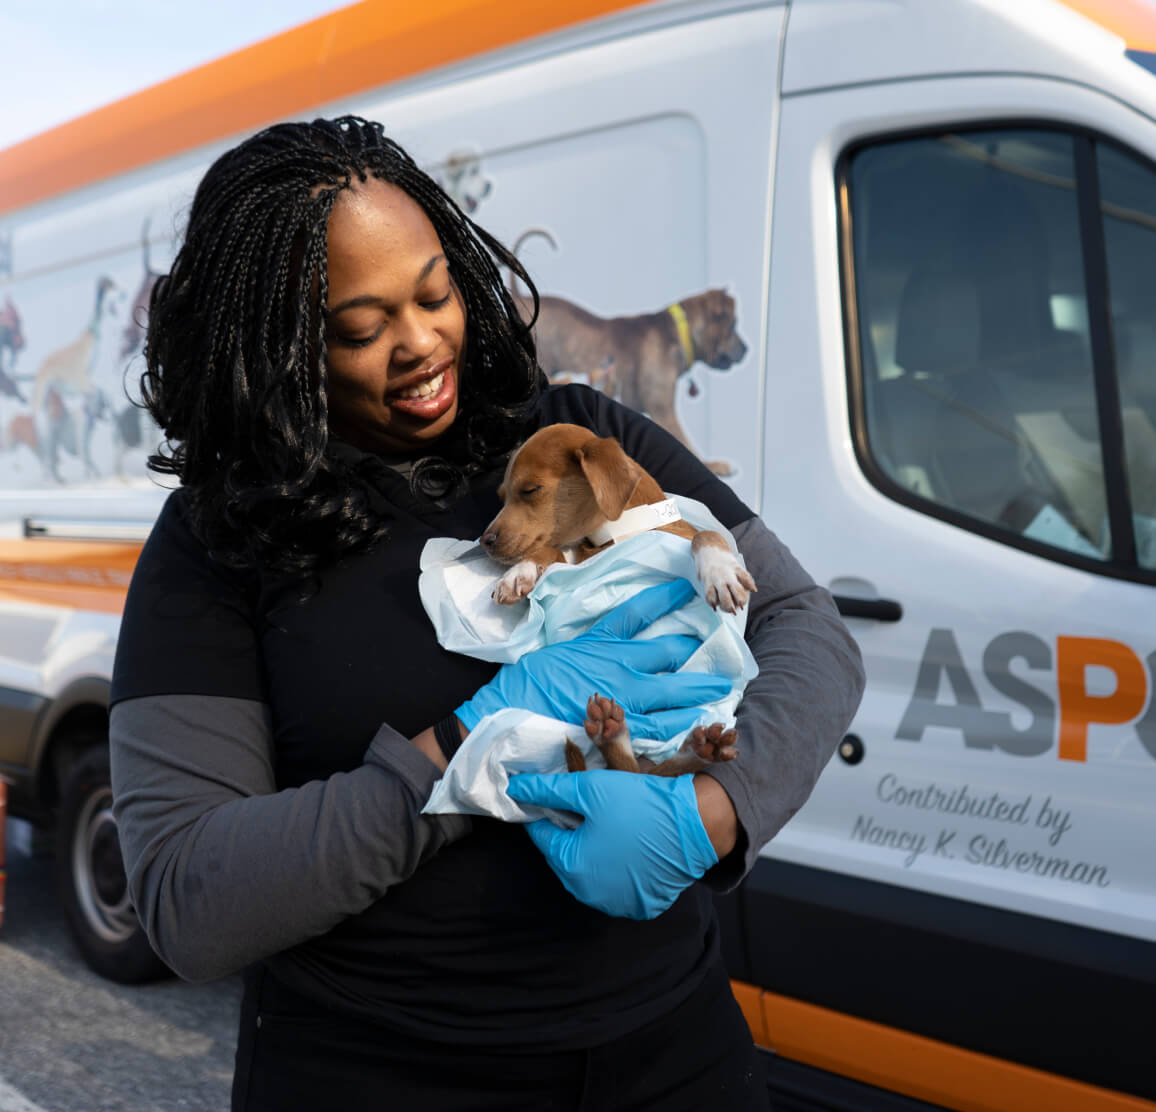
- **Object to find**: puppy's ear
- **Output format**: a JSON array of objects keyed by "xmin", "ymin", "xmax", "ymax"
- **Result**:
[{"xmin": 576, "ymin": 436, "xmax": 641, "ymax": 519}]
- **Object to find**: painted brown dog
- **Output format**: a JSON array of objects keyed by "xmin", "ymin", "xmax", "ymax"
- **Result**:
[
  {"xmin": 526, "ymin": 290, "xmax": 747, "ymax": 476},
  {"xmin": 479, "ymin": 422, "xmax": 753, "ymax": 775}
]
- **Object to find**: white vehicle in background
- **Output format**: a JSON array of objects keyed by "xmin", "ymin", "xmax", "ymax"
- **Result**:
[{"xmin": 0, "ymin": 1, "xmax": 1153, "ymax": 1108}]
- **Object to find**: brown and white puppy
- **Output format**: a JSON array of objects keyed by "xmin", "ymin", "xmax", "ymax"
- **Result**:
[
  {"xmin": 480, "ymin": 422, "xmax": 752, "ymax": 777},
  {"xmin": 480, "ymin": 422, "xmax": 756, "ymax": 611}
]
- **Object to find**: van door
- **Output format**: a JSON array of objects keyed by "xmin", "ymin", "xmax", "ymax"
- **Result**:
[{"xmin": 755, "ymin": 73, "xmax": 1156, "ymax": 1100}]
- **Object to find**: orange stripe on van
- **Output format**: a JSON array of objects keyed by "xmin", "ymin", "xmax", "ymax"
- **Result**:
[
  {"xmin": 1057, "ymin": 0, "xmax": 1156, "ymax": 52},
  {"xmin": 0, "ymin": 0, "xmax": 650, "ymax": 217},
  {"xmin": 0, "ymin": 539, "xmax": 141, "ymax": 615},
  {"xmin": 733, "ymin": 981, "xmax": 1156, "ymax": 1112}
]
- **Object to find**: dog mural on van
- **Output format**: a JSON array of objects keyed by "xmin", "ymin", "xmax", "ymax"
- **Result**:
[
  {"xmin": 15, "ymin": 275, "xmax": 121, "ymax": 483},
  {"xmin": 34, "ymin": 275, "xmax": 120, "ymax": 481},
  {"xmin": 0, "ymin": 228, "xmax": 24, "ymax": 403},
  {"xmin": 110, "ymin": 218, "xmax": 164, "ymax": 465},
  {"xmin": 435, "ymin": 149, "xmax": 493, "ymax": 215},
  {"xmin": 0, "ymin": 295, "xmax": 26, "ymax": 403},
  {"xmin": 508, "ymin": 229, "xmax": 748, "ymax": 477},
  {"xmin": 1, "ymin": 216, "xmax": 167, "ymax": 485}
]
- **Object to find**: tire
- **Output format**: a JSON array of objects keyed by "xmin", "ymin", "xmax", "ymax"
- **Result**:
[{"xmin": 55, "ymin": 744, "xmax": 171, "ymax": 983}]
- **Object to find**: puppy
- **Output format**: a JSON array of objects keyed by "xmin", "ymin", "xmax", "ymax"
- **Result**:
[
  {"xmin": 564, "ymin": 692, "xmax": 738, "ymax": 776},
  {"xmin": 480, "ymin": 422, "xmax": 756, "ymax": 611},
  {"xmin": 479, "ymin": 422, "xmax": 751, "ymax": 777}
]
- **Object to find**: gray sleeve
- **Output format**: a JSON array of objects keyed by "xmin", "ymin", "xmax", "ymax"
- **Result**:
[
  {"xmin": 701, "ymin": 516, "xmax": 865, "ymax": 888},
  {"xmin": 110, "ymin": 694, "xmax": 471, "ymax": 983}
]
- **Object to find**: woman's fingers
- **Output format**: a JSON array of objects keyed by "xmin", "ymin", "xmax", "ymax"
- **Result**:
[
  {"xmin": 615, "ymin": 632, "xmax": 704, "ymax": 675},
  {"xmin": 622, "ymin": 668, "xmax": 732, "ymax": 715},
  {"xmin": 506, "ymin": 771, "xmax": 587, "ymax": 814},
  {"xmin": 587, "ymin": 579, "xmax": 695, "ymax": 641}
]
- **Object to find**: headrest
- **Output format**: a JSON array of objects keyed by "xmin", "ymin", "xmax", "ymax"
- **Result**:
[{"xmin": 894, "ymin": 265, "xmax": 980, "ymax": 375}]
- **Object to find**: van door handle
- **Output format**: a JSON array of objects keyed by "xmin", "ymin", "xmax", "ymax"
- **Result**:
[{"xmin": 832, "ymin": 595, "xmax": 903, "ymax": 622}]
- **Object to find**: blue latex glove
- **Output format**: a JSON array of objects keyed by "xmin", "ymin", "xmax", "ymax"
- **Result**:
[
  {"xmin": 455, "ymin": 578, "xmax": 730, "ymax": 740},
  {"xmin": 505, "ymin": 769, "xmax": 718, "ymax": 919}
]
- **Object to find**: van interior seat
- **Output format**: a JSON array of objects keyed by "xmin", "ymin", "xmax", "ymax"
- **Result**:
[
  {"xmin": 878, "ymin": 263, "xmax": 1030, "ymax": 523},
  {"xmin": 867, "ymin": 264, "xmax": 979, "ymax": 502}
]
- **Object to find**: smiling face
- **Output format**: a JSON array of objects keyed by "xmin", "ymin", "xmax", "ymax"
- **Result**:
[{"xmin": 324, "ymin": 178, "xmax": 467, "ymax": 455}]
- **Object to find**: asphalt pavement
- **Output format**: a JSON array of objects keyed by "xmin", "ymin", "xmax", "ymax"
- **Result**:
[{"xmin": 0, "ymin": 819, "xmax": 241, "ymax": 1112}]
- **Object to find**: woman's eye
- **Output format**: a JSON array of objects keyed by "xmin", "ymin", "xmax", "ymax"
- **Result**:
[
  {"xmin": 422, "ymin": 293, "xmax": 452, "ymax": 310},
  {"xmin": 337, "ymin": 333, "xmax": 375, "ymax": 348}
]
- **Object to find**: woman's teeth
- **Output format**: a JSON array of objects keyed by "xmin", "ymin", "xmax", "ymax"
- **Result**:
[{"xmin": 397, "ymin": 371, "xmax": 445, "ymax": 399}]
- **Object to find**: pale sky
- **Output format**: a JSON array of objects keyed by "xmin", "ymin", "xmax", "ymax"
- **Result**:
[{"xmin": 0, "ymin": 0, "xmax": 355, "ymax": 150}]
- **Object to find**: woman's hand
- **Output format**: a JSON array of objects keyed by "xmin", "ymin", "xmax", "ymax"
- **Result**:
[
  {"xmin": 504, "ymin": 769, "xmax": 723, "ymax": 919},
  {"xmin": 455, "ymin": 579, "xmax": 731, "ymax": 739}
]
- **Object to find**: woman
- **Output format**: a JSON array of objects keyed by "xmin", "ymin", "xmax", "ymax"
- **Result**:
[{"xmin": 110, "ymin": 116, "xmax": 864, "ymax": 1111}]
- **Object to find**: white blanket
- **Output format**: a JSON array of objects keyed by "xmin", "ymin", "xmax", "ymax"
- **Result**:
[{"xmin": 419, "ymin": 495, "xmax": 757, "ymax": 824}]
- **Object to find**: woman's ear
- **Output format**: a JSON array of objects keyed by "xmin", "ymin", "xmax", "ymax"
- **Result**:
[{"xmin": 576, "ymin": 435, "xmax": 641, "ymax": 520}]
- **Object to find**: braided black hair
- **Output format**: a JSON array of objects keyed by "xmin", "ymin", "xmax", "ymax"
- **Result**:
[{"xmin": 142, "ymin": 116, "xmax": 541, "ymax": 576}]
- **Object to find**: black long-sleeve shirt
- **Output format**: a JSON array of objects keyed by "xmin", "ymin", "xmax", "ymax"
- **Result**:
[{"xmin": 110, "ymin": 384, "xmax": 864, "ymax": 1049}]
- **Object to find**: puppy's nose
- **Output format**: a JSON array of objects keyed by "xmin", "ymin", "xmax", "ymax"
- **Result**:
[{"xmin": 480, "ymin": 528, "xmax": 499, "ymax": 552}]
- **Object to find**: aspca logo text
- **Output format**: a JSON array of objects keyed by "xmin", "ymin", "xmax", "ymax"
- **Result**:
[{"xmin": 897, "ymin": 629, "xmax": 1154, "ymax": 762}]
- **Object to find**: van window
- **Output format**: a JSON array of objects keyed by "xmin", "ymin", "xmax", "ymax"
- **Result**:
[
  {"xmin": 846, "ymin": 129, "xmax": 1115, "ymax": 563},
  {"xmin": 1097, "ymin": 143, "xmax": 1156, "ymax": 569}
]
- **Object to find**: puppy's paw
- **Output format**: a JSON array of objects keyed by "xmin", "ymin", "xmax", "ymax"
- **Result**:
[
  {"xmin": 584, "ymin": 693, "xmax": 639, "ymax": 772},
  {"xmin": 649, "ymin": 723, "xmax": 738, "ymax": 777},
  {"xmin": 697, "ymin": 549, "xmax": 758, "ymax": 614},
  {"xmin": 584, "ymin": 693, "xmax": 628, "ymax": 746},
  {"xmin": 492, "ymin": 560, "xmax": 542, "ymax": 605},
  {"xmin": 686, "ymin": 722, "xmax": 738, "ymax": 764}
]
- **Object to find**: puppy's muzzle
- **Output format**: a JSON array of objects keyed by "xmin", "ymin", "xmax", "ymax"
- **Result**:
[{"xmin": 480, "ymin": 522, "xmax": 521, "ymax": 564}]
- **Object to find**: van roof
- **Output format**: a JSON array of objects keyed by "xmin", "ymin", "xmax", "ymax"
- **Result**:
[
  {"xmin": 3, "ymin": 0, "xmax": 1156, "ymax": 218},
  {"xmin": 1061, "ymin": 0, "xmax": 1156, "ymax": 51},
  {"xmin": 783, "ymin": 0, "xmax": 1156, "ymax": 117},
  {"xmin": 0, "ymin": 0, "xmax": 652, "ymax": 217}
]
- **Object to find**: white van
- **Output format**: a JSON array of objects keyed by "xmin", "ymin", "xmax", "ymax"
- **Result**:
[{"xmin": 0, "ymin": 1, "xmax": 1153, "ymax": 1108}]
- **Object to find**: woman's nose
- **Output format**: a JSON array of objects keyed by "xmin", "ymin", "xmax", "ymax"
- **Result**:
[{"xmin": 394, "ymin": 306, "xmax": 438, "ymax": 362}]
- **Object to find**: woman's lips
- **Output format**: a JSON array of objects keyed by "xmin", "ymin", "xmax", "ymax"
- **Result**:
[{"xmin": 388, "ymin": 362, "xmax": 456, "ymax": 420}]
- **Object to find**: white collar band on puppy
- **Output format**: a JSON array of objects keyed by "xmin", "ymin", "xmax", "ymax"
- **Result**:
[{"xmin": 587, "ymin": 499, "xmax": 682, "ymax": 547}]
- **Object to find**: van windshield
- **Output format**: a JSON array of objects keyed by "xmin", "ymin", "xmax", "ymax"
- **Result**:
[{"xmin": 1125, "ymin": 49, "xmax": 1156, "ymax": 78}]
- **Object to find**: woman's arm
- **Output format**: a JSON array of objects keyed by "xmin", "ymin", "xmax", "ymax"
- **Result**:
[
  {"xmin": 564, "ymin": 387, "xmax": 865, "ymax": 880},
  {"xmin": 111, "ymin": 695, "xmax": 468, "ymax": 982},
  {"xmin": 698, "ymin": 515, "xmax": 866, "ymax": 888}
]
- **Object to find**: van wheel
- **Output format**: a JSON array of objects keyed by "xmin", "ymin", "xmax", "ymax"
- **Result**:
[{"xmin": 56, "ymin": 745, "xmax": 171, "ymax": 983}]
